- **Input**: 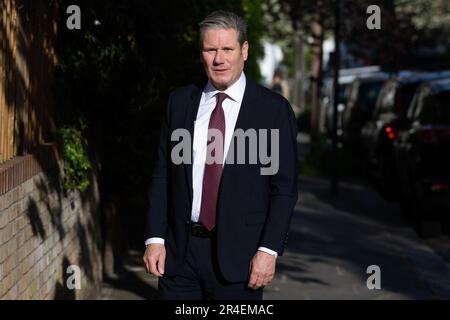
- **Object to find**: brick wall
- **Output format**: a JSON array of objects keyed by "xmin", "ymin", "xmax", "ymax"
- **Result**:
[{"xmin": 0, "ymin": 144, "xmax": 103, "ymax": 299}]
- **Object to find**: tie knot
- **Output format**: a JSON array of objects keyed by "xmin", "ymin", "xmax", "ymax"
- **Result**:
[{"xmin": 216, "ymin": 92, "xmax": 227, "ymax": 106}]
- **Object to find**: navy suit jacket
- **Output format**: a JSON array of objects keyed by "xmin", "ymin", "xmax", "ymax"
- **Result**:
[{"xmin": 146, "ymin": 78, "xmax": 298, "ymax": 282}]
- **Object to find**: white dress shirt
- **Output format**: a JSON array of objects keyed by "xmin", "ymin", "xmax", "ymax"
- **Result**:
[{"xmin": 146, "ymin": 72, "xmax": 277, "ymax": 257}]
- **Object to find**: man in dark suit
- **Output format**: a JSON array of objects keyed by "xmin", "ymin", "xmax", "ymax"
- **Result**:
[{"xmin": 143, "ymin": 10, "xmax": 298, "ymax": 300}]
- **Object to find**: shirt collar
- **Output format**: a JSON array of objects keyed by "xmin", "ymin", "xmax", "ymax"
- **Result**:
[{"xmin": 203, "ymin": 72, "xmax": 246, "ymax": 104}]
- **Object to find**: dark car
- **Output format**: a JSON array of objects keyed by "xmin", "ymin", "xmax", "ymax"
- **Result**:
[
  {"xmin": 393, "ymin": 78, "xmax": 450, "ymax": 236},
  {"xmin": 321, "ymin": 75, "xmax": 353, "ymax": 138},
  {"xmin": 320, "ymin": 66, "xmax": 382, "ymax": 138},
  {"xmin": 361, "ymin": 70, "xmax": 450, "ymax": 199},
  {"xmin": 342, "ymin": 73, "xmax": 389, "ymax": 146}
]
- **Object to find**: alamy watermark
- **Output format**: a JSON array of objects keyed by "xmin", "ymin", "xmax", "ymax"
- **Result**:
[
  {"xmin": 170, "ymin": 128, "xmax": 280, "ymax": 176},
  {"xmin": 366, "ymin": 265, "xmax": 381, "ymax": 290},
  {"xmin": 66, "ymin": 5, "xmax": 81, "ymax": 30},
  {"xmin": 367, "ymin": 5, "xmax": 381, "ymax": 30},
  {"xmin": 66, "ymin": 264, "xmax": 81, "ymax": 290}
]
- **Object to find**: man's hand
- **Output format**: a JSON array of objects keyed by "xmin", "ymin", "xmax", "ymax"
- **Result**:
[
  {"xmin": 248, "ymin": 251, "xmax": 276, "ymax": 290},
  {"xmin": 143, "ymin": 243, "xmax": 166, "ymax": 277}
]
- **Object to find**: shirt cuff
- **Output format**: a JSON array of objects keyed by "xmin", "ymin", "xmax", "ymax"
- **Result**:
[
  {"xmin": 258, "ymin": 247, "xmax": 278, "ymax": 258},
  {"xmin": 145, "ymin": 237, "xmax": 165, "ymax": 246}
]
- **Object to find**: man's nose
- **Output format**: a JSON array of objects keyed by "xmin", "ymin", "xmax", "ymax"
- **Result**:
[{"xmin": 213, "ymin": 50, "xmax": 224, "ymax": 64}]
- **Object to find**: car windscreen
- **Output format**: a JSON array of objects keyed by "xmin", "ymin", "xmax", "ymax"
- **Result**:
[
  {"xmin": 395, "ymin": 83, "xmax": 419, "ymax": 117},
  {"xmin": 358, "ymin": 81, "xmax": 383, "ymax": 113}
]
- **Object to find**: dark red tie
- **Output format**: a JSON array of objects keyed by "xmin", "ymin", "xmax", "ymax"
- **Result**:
[{"xmin": 199, "ymin": 92, "xmax": 227, "ymax": 231}]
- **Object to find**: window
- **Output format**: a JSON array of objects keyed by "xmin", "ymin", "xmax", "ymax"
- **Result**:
[
  {"xmin": 358, "ymin": 81, "xmax": 383, "ymax": 113},
  {"xmin": 420, "ymin": 91, "xmax": 450, "ymax": 124}
]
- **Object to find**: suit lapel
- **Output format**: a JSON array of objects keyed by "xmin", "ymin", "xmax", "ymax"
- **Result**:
[
  {"xmin": 222, "ymin": 79, "xmax": 258, "ymax": 176},
  {"xmin": 184, "ymin": 86, "xmax": 203, "ymax": 203},
  {"xmin": 232, "ymin": 79, "xmax": 258, "ymax": 133}
]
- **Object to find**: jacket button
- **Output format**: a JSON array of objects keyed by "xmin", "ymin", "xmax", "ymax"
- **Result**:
[{"xmin": 185, "ymin": 220, "xmax": 190, "ymax": 225}]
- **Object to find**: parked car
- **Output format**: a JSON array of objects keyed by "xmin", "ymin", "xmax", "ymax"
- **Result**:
[
  {"xmin": 393, "ymin": 78, "xmax": 450, "ymax": 236},
  {"xmin": 342, "ymin": 72, "xmax": 389, "ymax": 146},
  {"xmin": 361, "ymin": 70, "xmax": 450, "ymax": 199},
  {"xmin": 320, "ymin": 66, "xmax": 383, "ymax": 138},
  {"xmin": 321, "ymin": 75, "xmax": 350, "ymax": 138}
]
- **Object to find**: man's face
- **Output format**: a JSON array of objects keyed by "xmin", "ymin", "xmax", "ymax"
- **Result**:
[{"xmin": 201, "ymin": 28, "xmax": 248, "ymax": 91}]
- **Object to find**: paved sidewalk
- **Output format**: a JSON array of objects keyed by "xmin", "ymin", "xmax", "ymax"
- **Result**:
[
  {"xmin": 100, "ymin": 250, "xmax": 158, "ymax": 300},
  {"xmin": 264, "ymin": 175, "xmax": 450, "ymax": 299}
]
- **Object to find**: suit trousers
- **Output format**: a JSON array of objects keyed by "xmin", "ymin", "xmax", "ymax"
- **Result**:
[{"xmin": 158, "ymin": 230, "xmax": 263, "ymax": 300}]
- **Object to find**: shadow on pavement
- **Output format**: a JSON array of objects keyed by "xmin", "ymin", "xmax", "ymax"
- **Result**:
[{"xmin": 101, "ymin": 250, "xmax": 158, "ymax": 300}]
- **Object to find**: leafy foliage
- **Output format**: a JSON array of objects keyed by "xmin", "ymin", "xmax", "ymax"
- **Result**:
[
  {"xmin": 58, "ymin": 123, "xmax": 91, "ymax": 192},
  {"xmin": 272, "ymin": 0, "xmax": 450, "ymax": 71}
]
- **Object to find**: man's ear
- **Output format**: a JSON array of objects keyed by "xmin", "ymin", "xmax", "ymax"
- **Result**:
[{"xmin": 242, "ymin": 41, "xmax": 249, "ymax": 61}]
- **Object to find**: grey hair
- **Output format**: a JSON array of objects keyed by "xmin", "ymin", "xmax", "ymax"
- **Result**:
[{"xmin": 199, "ymin": 11, "xmax": 247, "ymax": 48}]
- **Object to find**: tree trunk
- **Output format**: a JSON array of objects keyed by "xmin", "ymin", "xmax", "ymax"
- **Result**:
[
  {"xmin": 293, "ymin": 30, "xmax": 305, "ymax": 117},
  {"xmin": 310, "ymin": 19, "xmax": 324, "ymax": 140}
]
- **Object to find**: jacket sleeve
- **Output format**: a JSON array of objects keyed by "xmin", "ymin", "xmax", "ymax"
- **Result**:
[
  {"xmin": 259, "ymin": 99, "xmax": 298, "ymax": 255},
  {"xmin": 145, "ymin": 94, "xmax": 173, "ymax": 240}
]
